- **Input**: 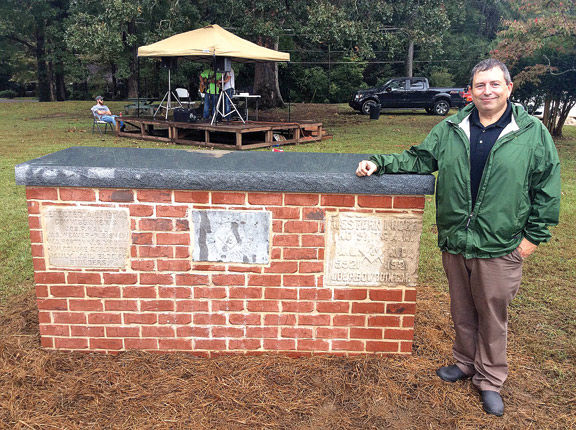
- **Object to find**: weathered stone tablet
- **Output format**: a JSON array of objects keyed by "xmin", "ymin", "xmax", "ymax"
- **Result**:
[
  {"xmin": 191, "ymin": 210, "xmax": 271, "ymax": 264},
  {"xmin": 42, "ymin": 206, "xmax": 130, "ymax": 269},
  {"xmin": 325, "ymin": 212, "xmax": 423, "ymax": 287}
]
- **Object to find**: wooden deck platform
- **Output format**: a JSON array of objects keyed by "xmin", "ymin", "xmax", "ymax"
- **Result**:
[{"xmin": 116, "ymin": 117, "xmax": 326, "ymax": 150}]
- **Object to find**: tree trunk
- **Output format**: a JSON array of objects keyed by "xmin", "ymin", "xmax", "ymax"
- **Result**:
[
  {"xmin": 254, "ymin": 37, "xmax": 284, "ymax": 109},
  {"xmin": 111, "ymin": 62, "xmax": 118, "ymax": 98},
  {"xmin": 53, "ymin": 58, "xmax": 66, "ymax": 100},
  {"xmin": 126, "ymin": 20, "xmax": 138, "ymax": 98},
  {"xmin": 55, "ymin": 68, "xmax": 66, "ymax": 101},
  {"xmin": 127, "ymin": 57, "xmax": 138, "ymax": 98},
  {"xmin": 47, "ymin": 61, "xmax": 57, "ymax": 101},
  {"xmin": 542, "ymin": 97, "xmax": 551, "ymax": 127},
  {"xmin": 35, "ymin": 27, "xmax": 51, "ymax": 102},
  {"xmin": 406, "ymin": 39, "xmax": 414, "ymax": 78},
  {"xmin": 551, "ymin": 97, "xmax": 576, "ymax": 138},
  {"xmin": 542, "ymin": 95, "xmax": 576, "ymax": 138}
]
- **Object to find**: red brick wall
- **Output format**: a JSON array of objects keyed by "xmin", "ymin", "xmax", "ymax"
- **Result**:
[{"xmin": 26, "ymin": 187, "xmax": 424, "ymax": 356}]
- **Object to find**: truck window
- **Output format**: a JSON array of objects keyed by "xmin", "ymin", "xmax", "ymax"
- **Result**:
[
  {"xmin": 388, "ymin": 80, "xmax": 405, "ymax": 91},
  {"xmin": 409, "ymin": 81, "xmax": 424, "ymax": 90}
]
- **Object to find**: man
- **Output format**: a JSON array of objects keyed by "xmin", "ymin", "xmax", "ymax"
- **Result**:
[
  {"xmin": 200, "ymin": 67, "xmax": 221, "ymax": 120},
  {"xmin": 356, "ymin": 59, "xmax": 560, "ymax": 416},
  {"xmin": 91, "ymin": 96, "xmax": 122, "ymax": 129}
]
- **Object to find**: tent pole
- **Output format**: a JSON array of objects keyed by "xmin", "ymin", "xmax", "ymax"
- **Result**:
[
  {"xmin": 328, "ymin": 44, "xmax": 331, "ymax": 102},
  {"xmin": 137, "ymin": 57, "xmax": 140, "ymax": 118},
  {"xmin": 288, "ymin": 62, "xmax": 291, "ymax": 122},
  {"xmin": 212, "ymin": 54, "xmax": 217, "ymax": 125},
  {"xmin": 165, "ymin": 66, "xmax": 171, "ymax": 120}
]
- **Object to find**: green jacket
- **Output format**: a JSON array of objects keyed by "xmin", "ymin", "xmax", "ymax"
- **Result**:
[{"xmin": 370, "ymin": 103, "xmax": 561, "ymax": 259}]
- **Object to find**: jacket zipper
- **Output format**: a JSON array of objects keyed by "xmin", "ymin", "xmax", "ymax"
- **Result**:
[
  {"xmin": 448, "ymin": 117, "xmax": 533, "ymax": 233},
  {"xmin": 472, "ymin": 122, "xmax": 534, "ymax": 216},
  {"xmin": 448, "ymin": 120, "xmax": 475, "ymax": 226},
  {"xmin": 465, "ymin": 212, "xmax": 474, "ymax": 230}
]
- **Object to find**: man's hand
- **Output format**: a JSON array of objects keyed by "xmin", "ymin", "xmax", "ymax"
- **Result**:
[
  {"xmin": 517, "ymin": 238, "xmax": 537, "ymax": 259},
  {"xmin": 356, "ymin": 160, "xmax": 378, "ymax": 177}
]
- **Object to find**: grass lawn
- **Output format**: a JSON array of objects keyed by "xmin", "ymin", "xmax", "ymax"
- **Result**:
[{"xmin": 0, "ymin": 100, "xmax": 574, "ymax": 428}]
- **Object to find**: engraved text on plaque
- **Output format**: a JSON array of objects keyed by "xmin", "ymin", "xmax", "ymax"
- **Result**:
[
  {"xmin": 325, "ymin": 212, "xmax": 423, "ymax": 287},
  {"xmin": 191, "ymin": 210, "xmax": 271, "ymax": 264},
  {"xmin": 42, "ymin": 207, "xmax": 131, "ymax": 269}
]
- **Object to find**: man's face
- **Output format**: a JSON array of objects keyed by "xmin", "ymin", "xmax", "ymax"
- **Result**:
[
  {"xmin": 97, "ymin": 98, "xmax": 104, "ymax": 105},
  {"xmin": 471, "ymin": 67, "xmax": 513, "ymax": 117}
]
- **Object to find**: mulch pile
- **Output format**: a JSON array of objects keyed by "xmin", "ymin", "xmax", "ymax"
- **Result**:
[{"xmin": 1, "ymin": 284, "xmax": 573, "ymax": 429}]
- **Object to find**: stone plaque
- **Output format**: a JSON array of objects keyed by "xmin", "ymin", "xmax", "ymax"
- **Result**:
[
  {"xmin": 42, "ymin": 207, "xmax": 130, "ymax": 269},
  {"xmin": 191, "ymin": 210, "xmax": 271, "ymax": 264},
  {"xmin": 325, "ymin": 212, "xmax": 423, "ymax": 287}
]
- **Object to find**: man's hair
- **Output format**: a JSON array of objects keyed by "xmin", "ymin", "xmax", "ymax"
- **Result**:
[
  {"xmin": 470, "ymin": 59, "xmax": 512, "ymax": 85},
  {"xmin": 95, "ymin": 95, "xmax": 103, "ymax": 101}
]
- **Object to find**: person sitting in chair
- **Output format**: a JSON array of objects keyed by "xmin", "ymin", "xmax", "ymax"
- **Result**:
[{"xmin": 91, "ymin": 96, "xmax": 123, "ymax": 130}]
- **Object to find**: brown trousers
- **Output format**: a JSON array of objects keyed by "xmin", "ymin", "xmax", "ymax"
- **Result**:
[{"xmin": 442, "ymin": 249, "xmax": 523, "ymax": 392}]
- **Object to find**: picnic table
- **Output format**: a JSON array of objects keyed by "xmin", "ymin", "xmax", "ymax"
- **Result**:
[{"xmin": 124, "ymin": 98, "xmax": 157, "ymax": 116}]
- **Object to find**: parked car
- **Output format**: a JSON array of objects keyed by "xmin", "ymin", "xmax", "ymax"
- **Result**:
[{"xmin": 349, "ymin": 77, "xmax": 469, "ymax": 116}]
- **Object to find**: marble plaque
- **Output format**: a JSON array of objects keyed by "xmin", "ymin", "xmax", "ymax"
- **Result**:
[
  {"xmin": 191, "ymin": 210, "xmax": 271, "ymax": 264},
  {"xmin": 42, "ymin": 207, "xmax": 130, "ymax": 269},
  {"xmin": 325, "ymin": 212, "xmax": 423, "ymax": 287}
]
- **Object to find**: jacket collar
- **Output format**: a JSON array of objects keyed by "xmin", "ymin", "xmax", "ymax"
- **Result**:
[
  {"xmin": 451, "ymin": 101, "xmax": 532, "ymax": 128},
  {"xmin": 457, "ymin": 111, "xmax": 520, "ymax": 140}
]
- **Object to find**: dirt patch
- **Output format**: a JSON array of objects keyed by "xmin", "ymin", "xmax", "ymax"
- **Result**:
[
  {"xmin": 25, "ymin": 112, "xmax": 74, "ymax": 120},
  {"xmin": 0, "ymin": 98, "xmax": 38, "ymax": 103},
  {"xmin": 259, "ymin": 103, "xmax": 366, "ymax": 128},
  {"xmin": 1, "ymin": 286, "xmax": 573, "ymax": 429}
]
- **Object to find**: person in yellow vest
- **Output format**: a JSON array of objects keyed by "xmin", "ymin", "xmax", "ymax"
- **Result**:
[{"xmin": 200, "ymin": 67, "xmax": 221, "ymax": 120}]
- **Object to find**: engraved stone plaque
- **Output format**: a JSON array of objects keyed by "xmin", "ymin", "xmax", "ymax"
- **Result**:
[
  {"xmin": 325, "ymin": 212, "xmax": 423, "ymax": 287},
  {"xmin": 42, "ymin": 207, "xmax": 130, "ymax": 269},
  {"xmin": 191, "ymin": 210, "xmax": 271, "ymax": 264}
]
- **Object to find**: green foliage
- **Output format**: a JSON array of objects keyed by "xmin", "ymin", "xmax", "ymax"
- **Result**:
[
  {"xmin": 0, "ymin": 89, "xmax": 17, "ymax": 98},
  {"xmin": 284, "ymin": 60, "xmax": 366, "ymax": 103},
  {"xmin": 328, "ymin": 61, "xmax": 366, "ymax": 102},
  {"xmin": 64, "ymin": 0, "xmax": 200, "ymax": 98},
  {"xmin": 4, "ymin": 0, "xmax": 566, "ymax": 105},
  {"xmin": 436, "ymin": 0, "xmax": 515, "ymax": 86},
  {"xmin": 429, "ymin": 69, "xmax": 455, "ymax": 87},
  {"xmin": 495, "ymin": 0, "xmax": 576, "ymax": 136},
  {"xmin": 0, "ymin": 0, "xmax": 69, "ymax": 100}
]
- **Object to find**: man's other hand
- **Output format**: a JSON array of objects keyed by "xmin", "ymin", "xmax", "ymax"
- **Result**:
[
  {"xmin": 517, "ymin": 238, "xmax": 538, "ymax": 259},
  {"xmin": 356, "ymin": 160, "xmax": 378, "ymax": 177}
]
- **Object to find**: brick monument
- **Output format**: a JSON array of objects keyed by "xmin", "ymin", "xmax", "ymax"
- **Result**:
[{"xmin": 16, "ymin": 147, "xmax": 434, "ymax": 356}]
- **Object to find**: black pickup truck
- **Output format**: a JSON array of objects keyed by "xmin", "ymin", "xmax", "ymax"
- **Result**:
[{"xmin": 349, "ymin": 77, "xmax": 469, "ymax": 116}]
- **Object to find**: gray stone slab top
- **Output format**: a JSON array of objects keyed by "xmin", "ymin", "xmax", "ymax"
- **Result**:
[{"xmin": 15, "ymin": 147, "xmax": 435, "ymax": 195}]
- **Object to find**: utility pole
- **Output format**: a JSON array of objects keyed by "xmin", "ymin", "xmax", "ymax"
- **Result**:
[{"xmin": 406, "ymin": 39, "xmax": 414, "ymax": 77}]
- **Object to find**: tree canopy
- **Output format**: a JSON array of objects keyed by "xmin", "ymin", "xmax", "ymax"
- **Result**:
[
  {"xmin": 494, "ymin": 0, "xmax": 576, "ymax": 136},
  {"xmin": 0, "ymin": 0, "xmax": 572, "ymax": 134}
]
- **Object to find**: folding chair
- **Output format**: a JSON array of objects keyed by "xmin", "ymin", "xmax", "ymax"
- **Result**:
[
  {"xmin": 174, "ymin": 88, "xmax": 191, "ymax": 108},
  {"xmin": 92, "ymin": 112, "xmax": 113, "ymax": 135}
]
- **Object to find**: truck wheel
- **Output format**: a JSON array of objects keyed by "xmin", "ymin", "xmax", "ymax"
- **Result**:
[
  {"xmin": 433, "ymin": 100, "xmax": 450, "ymax": 116},
  {"xmin": 361, "ymin": 100, "xmax": 378, "ymax": 115}
]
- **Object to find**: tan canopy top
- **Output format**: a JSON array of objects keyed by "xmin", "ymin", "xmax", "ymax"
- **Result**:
[{"xmin": 137, "ymin": 24, "xmax": 290, "ymax": 63}]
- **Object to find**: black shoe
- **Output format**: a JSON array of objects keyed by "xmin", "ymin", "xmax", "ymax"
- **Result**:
[
  {"xmin": 436, "ymin": 364, "xmax": 470, "ymax": 382},
  {"xmin": 480, "ymin": 390, "xmax": 504, "ymax": 416}
]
